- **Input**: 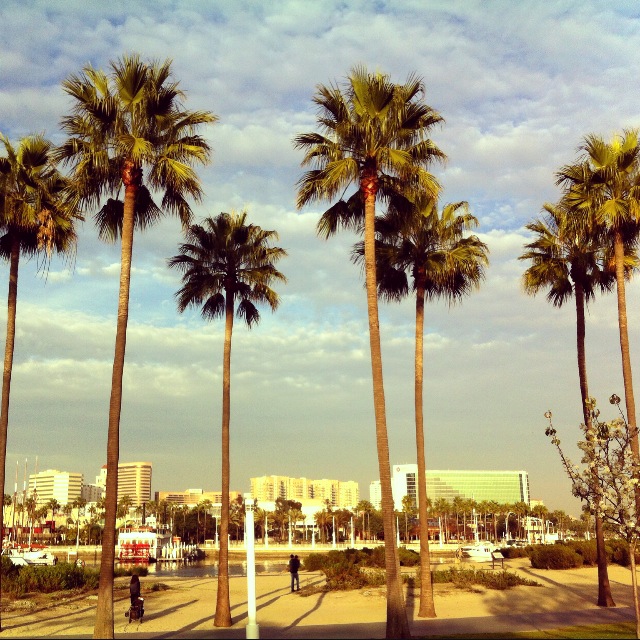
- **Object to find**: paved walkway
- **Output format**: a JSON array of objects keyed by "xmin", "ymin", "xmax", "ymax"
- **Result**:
[{"xmin": 1, "ymin": 558, "xmax": 638, "ymax": 638}]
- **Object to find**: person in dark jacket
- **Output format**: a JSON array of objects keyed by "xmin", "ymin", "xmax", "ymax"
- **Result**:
[
  {"xmin": 129, "ymin": 574, "xmax": 141, "ymax": 606},
  {"xmin": 288, "ymin": 554, "xmax": 300, "ymax": 592}
]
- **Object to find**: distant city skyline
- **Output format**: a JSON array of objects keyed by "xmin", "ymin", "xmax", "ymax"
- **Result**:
[{"xmin": 3, "ymin": 2, "xmax": 640, "ymax": 518}]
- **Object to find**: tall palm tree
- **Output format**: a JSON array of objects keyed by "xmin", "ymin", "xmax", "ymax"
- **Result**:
[
  {"xmin": 294, "ymin": 66, "xmax": 444, "ymax": 639},
  {"xmin": 557, "ymin": 130, "xmax": 640, "ymax": 464},
  {"xmin": 168, "ymin": 210, "xmax": 286, "ymax": 627},
  {"xmin": 433, "ymin": 498, "xmax": 450, "ymax": 543},
  {"xmin": 520, "ymin": 196, "xmax": 619, "ymax": 606},
  {"xmin": 0, "ymin": 135, "xmax": 78, "ymax": 629},
  {"xmin": 55, "ymin": 54, "xmax": 216, "ymax": 639},
  {"xmin": 356, "ymin": 197, "xmax": 488, "ymax": 617}
]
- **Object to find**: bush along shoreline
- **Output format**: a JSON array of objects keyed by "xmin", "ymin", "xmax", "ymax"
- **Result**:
[
  {"xmin": 302, "ymin": 547, "xmax": 540, "ymax": 593},
  {"xmin": 1, "ymin": 556, "xmax": 148, "ymax": 598}
]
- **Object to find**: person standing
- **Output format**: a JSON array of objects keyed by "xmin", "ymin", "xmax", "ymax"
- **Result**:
[
  {"xmin": 288, "ymin": 554, "xmax": 300, "ymax": 592},
  {"xmin": 129, "ymin": 574, "xmax": 141, "ymax": 606}
]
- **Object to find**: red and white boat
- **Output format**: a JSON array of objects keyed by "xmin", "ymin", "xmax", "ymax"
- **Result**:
[{"xmin": 117, "ymin": 525, "xmax": 172, "ymax": 562}]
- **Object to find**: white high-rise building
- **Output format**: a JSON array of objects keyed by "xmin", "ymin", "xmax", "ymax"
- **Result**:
[
  {"xmin": 98, "ymin": 462, "xmax": 152, "ymax": 507},
  {"xmin": 369, "ymin": 480, "xmax": 382, "ymax": 510},
  {"xmin": 28, "ymin": 469, "xmax": 83, "ymax": 507}
]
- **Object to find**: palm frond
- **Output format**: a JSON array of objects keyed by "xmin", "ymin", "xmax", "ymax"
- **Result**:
[{"xmin": 168, "ymin": 210, "xmax": 287, "ymax": 329}]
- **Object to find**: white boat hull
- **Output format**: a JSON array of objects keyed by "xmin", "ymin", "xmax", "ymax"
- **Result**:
[{"xmin": 457, "ymin": 544, "xmax": 499, "ymax": 562}]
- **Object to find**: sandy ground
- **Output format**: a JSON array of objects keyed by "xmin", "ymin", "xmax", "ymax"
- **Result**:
[{"xmin": 1, "ymin": 558, "xmax": 639, "ymax": 638}]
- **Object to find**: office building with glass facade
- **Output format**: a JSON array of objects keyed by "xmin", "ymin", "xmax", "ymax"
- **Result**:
[{"xmin": 378, "ymin": 466, "xmax": 530, "ymax": 510}]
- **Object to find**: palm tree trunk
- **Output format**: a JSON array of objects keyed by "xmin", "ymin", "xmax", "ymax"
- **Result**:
[
  {"xmin": 361, "ymin": 168, "xmax": 410, "ymax": 639},
  {"xmin": 0, "ymin": 236, "xmax": 19, "ymax": 633},
  {"xmin": 93, "ymin": 178, "xmax": 137, "ymax": 639},
  {"xmin": 574, "ymin": 282, "xmax": 615, "ymax": 607},
  {"xmin": 414, "ymin": 281, "xmax": 436, "ymax": 618},
  {"xmin": 614, "ymin": 232, "xmax": 639, "ymax": 457},
  {"xmin": 214, "ymin": 292, "xmax": 233, "ymax": 627}
]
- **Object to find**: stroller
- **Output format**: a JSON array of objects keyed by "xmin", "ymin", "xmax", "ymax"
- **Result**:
[{"xmin": 125, "ymin": 597, "xmax": 144, "ymax": 623}]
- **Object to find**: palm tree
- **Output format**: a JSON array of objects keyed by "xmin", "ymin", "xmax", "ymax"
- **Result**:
[
  {"xmin": 520, "ymin": 196, "xmax": 618, "ymax": 606},
  {"xmin": 355, "ymin": 499, "xmax": 375, "ymax": 542},
  {"xmin": 512, "ymin": 501, "xmax": 530, "ymax": 540},
  {"xmin": 433, "ymin": 498, "xmax": 450, "ymax": 543},
  {"xmin": 0, "ymin": 134, "xmax": 78, "ymax": 619},
  {"xmin": 200, "ymin": 499, "xmax": 213, "ymax": 543},
  {"xmin": 55, "ymin": 54, "xmax": 216, "ymax": 639},
  {"xmin": 46, "ymin": 498, "xmax": 60, "ymax": 524},
  {"xmin": 168, "ymin": 210, "xmax": 286, "ymax": 627},
  {"xmin": 314, "ymin": 507, "xmax": 331, "ymax": 543},
  {"xmin": 557, "ymin": 130, "xmax": 640, "ymax": 464},
  {"xmin": 358, "ymin": 197, "xmax": 487, "ymax": 616},
  {"xmin": 486, "ymin": 501, "xmax": 500, "ymax": 542},
  {"xmin": 294, "ymin": 66, "xmax": 444, "ymax": 639}
]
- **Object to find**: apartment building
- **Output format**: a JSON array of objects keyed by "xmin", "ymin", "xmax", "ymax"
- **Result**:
[
  {"xmin": 155, "ymin": 488, "xmax": 243, "ymax": 507},
  {"xmin": 250, "ymin": 474, "xmax": 359, "ymax": 508},
  {"xmin": 97, "ymin": 462, "xmax": 152, "ymax": 507},
  {"xmin": 27, "ymin": 469, "xmax": 83, "ymax": 507}
]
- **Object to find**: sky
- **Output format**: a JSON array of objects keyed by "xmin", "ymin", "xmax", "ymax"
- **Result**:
[{"xmin": 2, "ymin": 0, "xmax": 640, "ymax": 517}]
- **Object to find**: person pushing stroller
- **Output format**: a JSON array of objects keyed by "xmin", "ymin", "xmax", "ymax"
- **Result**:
[{"xmin": 127, "ymin": 574, "xmax": 145, "ymax": 622}]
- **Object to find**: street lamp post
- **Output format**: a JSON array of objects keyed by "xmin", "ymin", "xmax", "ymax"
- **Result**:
[
  {"xmin": 264, "ymin": 510, "xmax": 269, "ymax": 548},
  {"xmin": 244, "ymin": 494, "xmax": 259, "ymax": 639}
]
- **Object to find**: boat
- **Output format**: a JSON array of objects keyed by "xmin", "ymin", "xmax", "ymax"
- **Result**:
[
  {"xmin": 456, "ymin": 542, "xmax": 499, "ymax": 562},
  {"xmin": 117, "ymin": 525, "xmax": 173, "ymax": 562},
  {"xmin": 2, "ymin": 544, "xmax": 57, "ymax": 566}
]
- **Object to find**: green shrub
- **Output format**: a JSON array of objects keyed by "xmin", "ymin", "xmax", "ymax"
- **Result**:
[
  {"xmin": 606, "ymin": 539, "xmax": 629, "ymax": 566},
  {"xmin": 322, "ymin": 562, "xmax": 368, "ymax": 590},
  {"xmin": 430, "ymin": 567, "xmax": 539, "ymax": 590},
  {"xmin": 500, "ymin": 546, "xmax": 529, "ymax": 559},
  {"xmin": 303, "ymin": 553, "xmax": 328, "ymax": 571},
  {"xmin": 567, "ymin": 540, "xmax": 597, "ymax": 565},
  {"xmin": 1, "ymin": 555, "xmax": 20, "ymax": 579},
  {"xmin": 2, "ymin": 562, "xmax": 100, "ymax": 597},
  {"xmin": 361, "ymin": 568, "xmax": 386, "ymax": 587},
  {"xmin": 368, "ymin": 546, "xmax": 386, "ymax": 568},
  {"xmin": 303, "ymin": 547, "xmax": 388, "ymax": 571},
  {"xmin": 398, "ymin": 547, "xmax": 420, "ymax": 567},
  {"xmin": 529, "ymin": 544, "xmax": 583, "ymax": 569}
]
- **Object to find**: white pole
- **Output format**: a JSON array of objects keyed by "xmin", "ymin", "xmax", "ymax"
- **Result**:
[
  {"xmin": 244, "ymin": 494, "xmax": 259, "ymax": 639},
  {"xmin": 264, "ymin": 511, "xmax": 269, "ymax": 548},
  {"xmin": 332, "ymin": 516, "xmax": 336, "ymax": 549},
  {"xmin": 396, "ymin": 516, "xmax": 400, "ymax": 547}
]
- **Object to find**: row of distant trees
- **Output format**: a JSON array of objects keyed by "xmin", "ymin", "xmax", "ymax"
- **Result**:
[{"xmin": 6, "ymin": 492, "xmax": 594, "ymax": 549}]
